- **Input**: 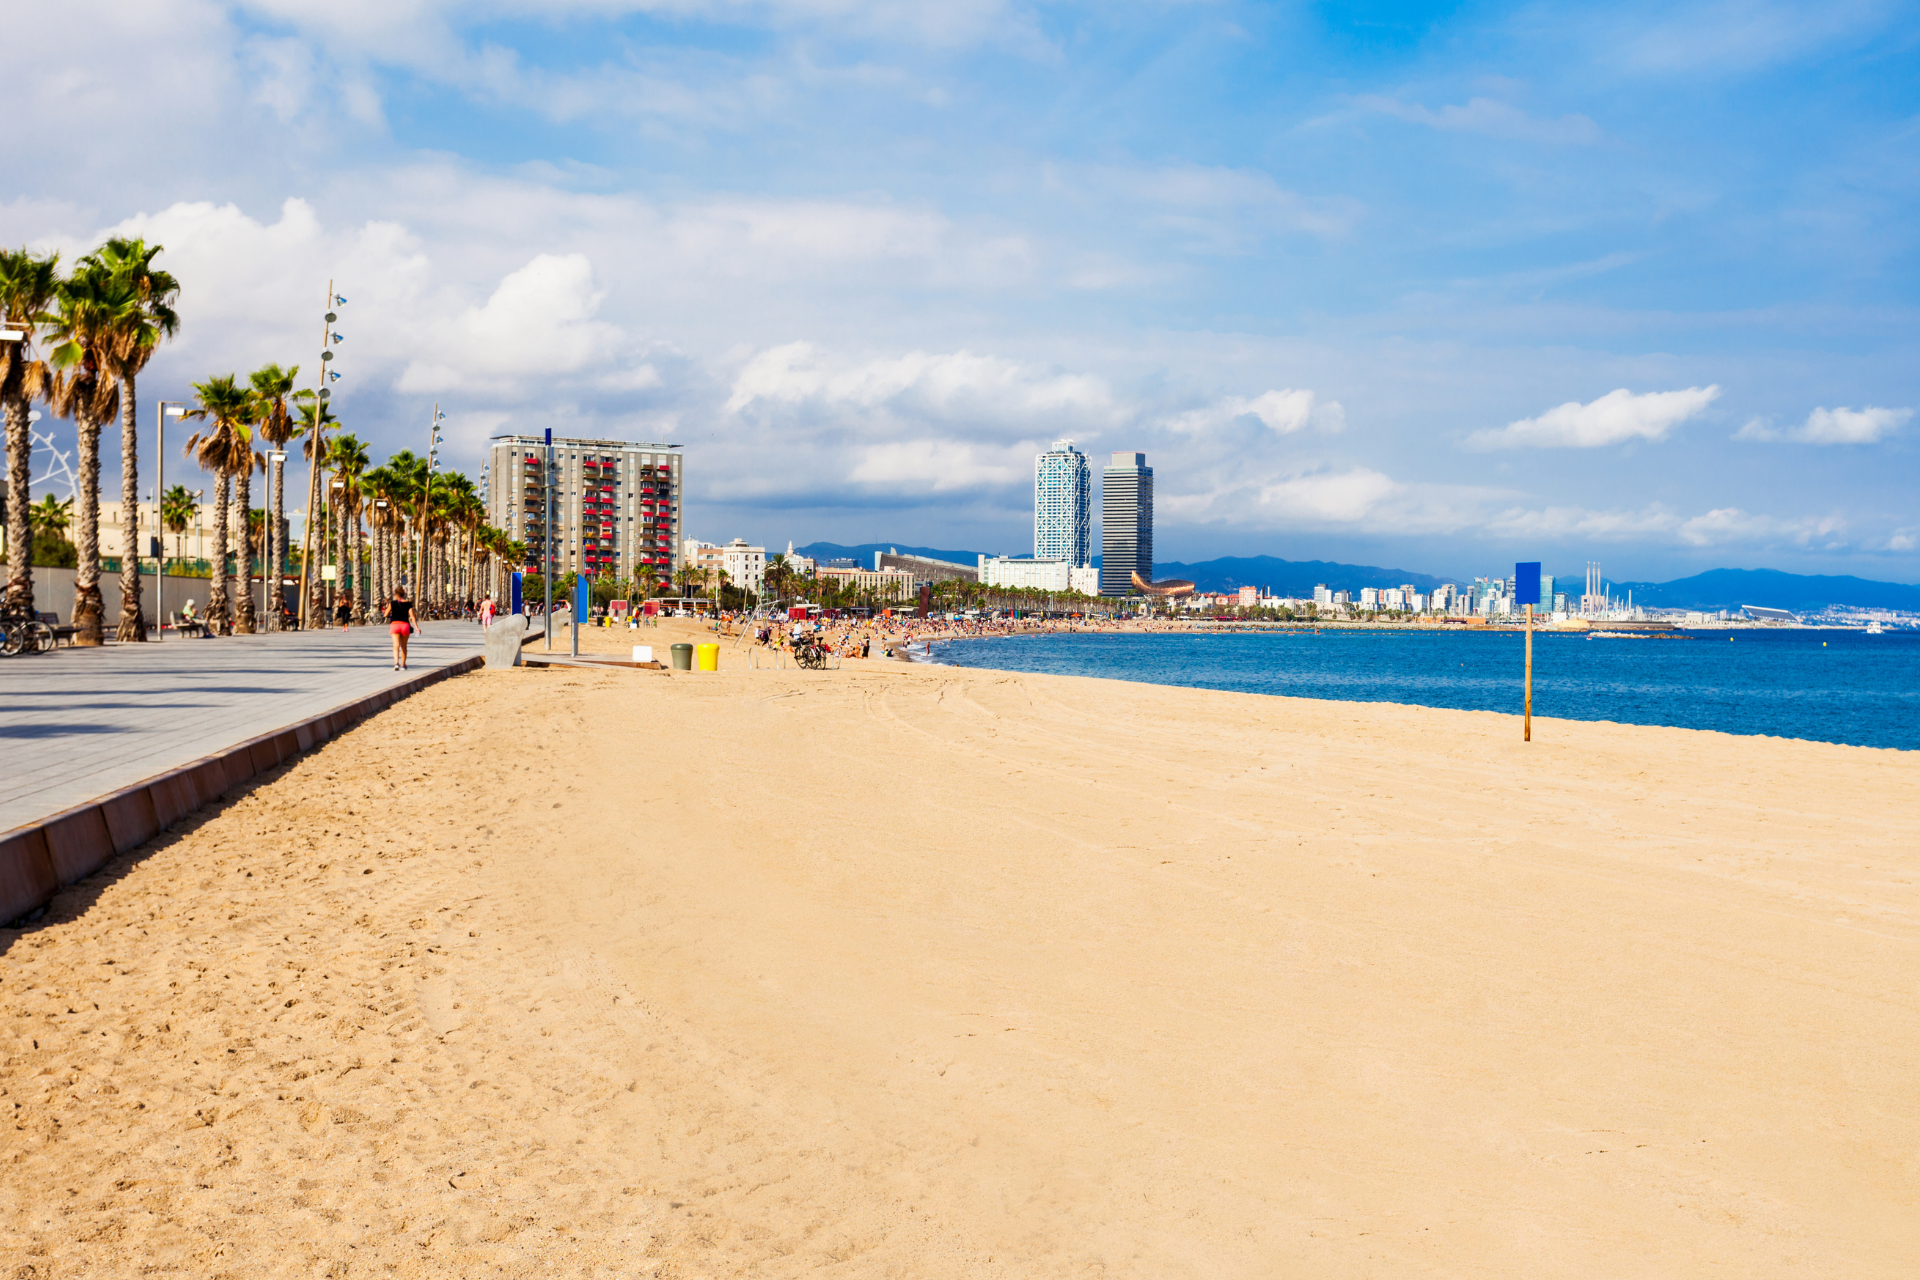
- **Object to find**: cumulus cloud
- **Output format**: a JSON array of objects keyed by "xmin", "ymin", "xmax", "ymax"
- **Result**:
[
  {"xmin": 1735, "ymin": 404, "xmax": 1912, "ymax": 444},
  {"xmin": 725, "ymin": 342, "xmax": 1115, "ymax": 426},
  {"xmin": 398, "ymin": 253, "xmax": 630, "ymax": 393},
  {"xmin": 1468, "ymin": 386, "xmax": 1721, "ymax": 450},
  {"xmin": 1166, "ymin": 388, "xmax": 1345, "ymax": 437},
  {"xmin": 1354, "ymin": 95, "xmax": 1602, "ymax": 145}
]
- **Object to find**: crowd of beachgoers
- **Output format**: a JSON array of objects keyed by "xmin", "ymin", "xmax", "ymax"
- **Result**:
[{"xmin": 703, "ymin": 610, "xmax": 1207, "ymax": 660}]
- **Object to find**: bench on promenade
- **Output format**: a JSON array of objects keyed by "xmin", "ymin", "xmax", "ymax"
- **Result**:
[
  {"xmin": 35, "ymin": 612, "xmax": 79, "ymax": 646},
  {"xmin": 170, "ymin": 611, "xmax": 207, "ymax": 638}
]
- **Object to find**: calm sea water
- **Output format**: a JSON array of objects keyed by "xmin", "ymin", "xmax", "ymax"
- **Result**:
[{"xmin": 926, "ymin": 628, "xmax": 1920, "ymax": 751}]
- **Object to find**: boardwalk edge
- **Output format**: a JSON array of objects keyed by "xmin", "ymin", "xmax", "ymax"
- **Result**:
[{"xmin": 0, "ymin": 654, "xmax": 484, "ymax": 926}]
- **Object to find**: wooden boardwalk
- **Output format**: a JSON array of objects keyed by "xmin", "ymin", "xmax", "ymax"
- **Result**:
[{"xmin": 0, "ymin": 623, "xmax": 483, "ymax": 835}]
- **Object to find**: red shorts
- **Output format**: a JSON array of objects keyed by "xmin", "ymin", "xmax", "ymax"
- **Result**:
[{"xmin": 390, "ymin": 622, "xmax": 411, "ymax": 636}]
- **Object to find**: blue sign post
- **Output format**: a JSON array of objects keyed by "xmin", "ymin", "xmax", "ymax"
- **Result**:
[
  {"xmin": 573, "ymin": 573, "xmax": 589, "ymax": 657},
  {"xmin": 1515, "ymin": 562, "xmax": 1541, "ymax": 741},
  {"xmin": 510, "ymin": 571, "xmax": 523, "ymax": 617}
]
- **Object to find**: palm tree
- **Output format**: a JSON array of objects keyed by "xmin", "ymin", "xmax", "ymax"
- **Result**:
[
  {"xmin": 28, "ymin": 493, "xmax": 72, "ymax": 542},
  {"xmin": 182, "ymin": 375, "xmax": 254, "ymax": 635},
  {"xmin": 46, "ymin": 262, "xmax": 139, "ymax": 644},
  {"xmin": 326, "ymin": 433, "xmax": 369, "ymax": 621},
  {"xmin": 81, "ymin": 238, "xmax": 179, "ymax": 641},
  {"xmin": 291, "ymin": 393, "xmax": 335, "ymax": 625},
  {"xmin": 249, "ymin": 364, "xmax": 299, "ymax": 627},
  {"xmin": 160, "ymin": 484, "xmax": 196, "ymax": 560},
  {"xmin": 0, "ymin": 248, "xmax": 60, "ymax": 619}
]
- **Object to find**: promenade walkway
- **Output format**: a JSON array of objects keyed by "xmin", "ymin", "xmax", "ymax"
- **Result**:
[{"xmin": 0, "ymin": 622, "xmax": 483, "ymax": 836}]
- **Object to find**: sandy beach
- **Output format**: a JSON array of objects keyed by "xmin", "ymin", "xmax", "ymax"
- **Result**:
[{"xmin": 4, "ymin": 624, "xmax": 1917, "ymax": 1277}]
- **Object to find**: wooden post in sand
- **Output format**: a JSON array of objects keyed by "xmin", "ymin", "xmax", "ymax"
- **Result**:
[
  {"xmin": 1515, "ymin": 561, "xmax": 1541, "ymax": 743},
  {"xmin": 1524, "ymin": 603, "xmax": 1534, "ymax": 742}
]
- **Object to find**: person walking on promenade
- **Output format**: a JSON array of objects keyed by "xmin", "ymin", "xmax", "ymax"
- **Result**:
[
  {"xmin": 334, "ymin": 593, "xmax": 353, "ymax": 631},
  {"xmin": 385, "ymin": 586, "xmax": 415, "ymax": 671},
  {"xmin": 478, "ymin": 595, "xmax": 497, "ymax": 630}
]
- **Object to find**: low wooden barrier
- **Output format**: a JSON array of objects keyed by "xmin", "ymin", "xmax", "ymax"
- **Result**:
[{"xmin": 0, "ymin": 655, "xmax": 484, "ymax": 926}]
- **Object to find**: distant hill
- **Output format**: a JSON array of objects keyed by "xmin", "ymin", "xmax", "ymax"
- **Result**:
[
  {"xmin": 1153, "ymin": 555, "xmax": 1456, "ymax": 596},
  {"xmin": 792, "ymin": 541, "xmax": 987, "ymax": 568},
  {"xmin": 1613, "ymin": 568, "xmax": 1920, "ymax": 612}
]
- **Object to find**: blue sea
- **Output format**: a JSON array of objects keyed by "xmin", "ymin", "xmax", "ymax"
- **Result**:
[{"xmin": 926, "ymin": 627, "xmax": 1920, "ymax": 751}]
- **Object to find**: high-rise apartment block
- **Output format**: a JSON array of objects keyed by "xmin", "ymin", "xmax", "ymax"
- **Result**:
[
  {"xmin": 1099, "ymin": 451, "xmax": 1152, "ymax": 596},
  {"xmin": 486, "ymin": 435, "xmax": 683, "ymax": 580},
  {"xmin": 1035, "ymin": 439, "xmax": 1091, "ymax": 566}
]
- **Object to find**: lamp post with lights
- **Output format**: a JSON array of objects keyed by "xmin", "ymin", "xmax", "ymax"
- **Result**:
[
  {"xmin": 297, "ymin": 281, "xmax": 345, "ymax": 628},
  {"xmin": 416, "ymin": 405, "xmax": 444, "ymax": 611}
]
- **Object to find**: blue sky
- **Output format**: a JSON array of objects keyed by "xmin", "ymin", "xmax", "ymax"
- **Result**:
[{"xmin": 5, "ymin": 0, "xmax": 1918, "ymax": 581}]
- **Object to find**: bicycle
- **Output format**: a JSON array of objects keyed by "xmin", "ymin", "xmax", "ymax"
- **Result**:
[{"xmin": 1, "ymin": 608, "xmax": 54, "ymax": 657}]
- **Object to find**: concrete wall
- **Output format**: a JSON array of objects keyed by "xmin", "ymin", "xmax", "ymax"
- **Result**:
[{"xmin": 15, "ymin": 567, "xmax": 281, "ymax": 627}]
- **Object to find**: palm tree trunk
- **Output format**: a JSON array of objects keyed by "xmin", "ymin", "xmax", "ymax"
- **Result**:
[
  {"xmin": 72, "ymin": 406, "xmax": 104, "ymax": 644},
  {"xmin": 207, "ymin": 472, "xmax": 230, "ymax": 634},
  {"xmin": 233, "ymin": 462, "xmax": 257, "ymax": 633},
  {"xmin": 356, "ymin": 518, "xmax": 369, "ymax": 622},
  {"xmin": 115, "ymin": 372, "xmax": 147, "ymax": 640},
  {"xmin": 336, "ymin": 495, "xmax": 350, "ymax": 623},
  {"xmin": 306, "ymin": 492, "xmax": 327, "ymax": 628},
  {"xmin": 3, "ymin": 390, "xmax": 33, "ymax": 617}
]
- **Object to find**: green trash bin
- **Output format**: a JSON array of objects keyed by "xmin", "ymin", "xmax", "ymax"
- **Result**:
[{"xmin": 669, "ymin": 642, "xmax": 694, "ymax": 671}]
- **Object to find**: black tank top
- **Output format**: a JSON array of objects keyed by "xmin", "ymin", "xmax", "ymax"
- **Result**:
[{"xmin": 390, "ymin": 599, "xmax": 413, "ymax": 623}]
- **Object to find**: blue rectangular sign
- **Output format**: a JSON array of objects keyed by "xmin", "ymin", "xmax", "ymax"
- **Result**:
[
  {"xmin": 511, "ymin": 571, "xmax": 523, "ymax": 615},
  {"xmin": 576, "ymin": 575, "xmax": 591, "ymax": 618},
  {"xmin": 1514, "ymin": 562, "xmax": 1542, "ymax": 606}
]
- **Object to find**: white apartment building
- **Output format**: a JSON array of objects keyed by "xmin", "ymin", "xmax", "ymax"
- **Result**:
[
  {"xmin": 721, "ymin": 539, "xmax": 766, "ymax": 595},
  {"xmin": 978, "ymin": 554, "xmax": 1099, "ymax": 593}
]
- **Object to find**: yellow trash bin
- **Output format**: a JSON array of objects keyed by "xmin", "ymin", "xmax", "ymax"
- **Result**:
[{"xmin": 695, "ymin": 643, "xmax": 720, "ymax": 672}]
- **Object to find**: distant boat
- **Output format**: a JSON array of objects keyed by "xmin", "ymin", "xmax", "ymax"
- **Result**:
[
  {"xmin": 1589, "ymin": 631, "xmax": 1649, "ymax": 639},
  {"xmin": 1867, "ymin": 620, "xmax": 1885, "ymax": 635}
]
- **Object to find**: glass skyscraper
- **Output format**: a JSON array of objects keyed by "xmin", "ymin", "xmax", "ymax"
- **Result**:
[
  {"xmin": 1034, "ymin": 439, "xmax": 1091, "ymax": 565},
  {"xmin": 1100, "ymin": 451, "xmax": 1152, "ymax": 596}
]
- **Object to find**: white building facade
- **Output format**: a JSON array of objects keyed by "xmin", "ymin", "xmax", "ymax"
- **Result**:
[{"xmin": 978, "ymin": 554, "xmax": 1102, "ymax": 594}]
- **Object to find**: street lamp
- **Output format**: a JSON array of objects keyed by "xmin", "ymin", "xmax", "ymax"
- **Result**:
[{"xmin": 297, "ymin": 280, "xmax": 343, "ymax": 629}]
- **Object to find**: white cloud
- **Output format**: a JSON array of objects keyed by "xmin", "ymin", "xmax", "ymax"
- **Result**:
[
  {"xmin": 1735, "ymin": 404, "xmax": 1911, "ymax": 444},
  {"xmin": 1166, "ymin": 389, "xmax": 1346, "ymax": 437},
  {"xmin": 725, "ymin": 342, "xmax": 1115, "ymax": 426},
  {"xmin": 848, "ymin": 439, "xmax": 1030, "ymax": 491},
  {"xmin": 398, "ymin": 253, "xmax": 629, "ymax": 393},
  {"xmin": 1353, "ymin": 95, "xmax": 1602, "ymax": 145},
  {"xmin": 1468, "ymin": 386, "xmax": 1721, "ymax": 449},
  {"xmin": 1254, "ymin": 468, "xmax": 1400, "ymax": 524}
]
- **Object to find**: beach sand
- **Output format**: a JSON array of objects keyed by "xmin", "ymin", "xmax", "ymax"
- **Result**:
[{"xmin": 4, "ymin": 638, "xmax": 1918, "ymax": 1277}]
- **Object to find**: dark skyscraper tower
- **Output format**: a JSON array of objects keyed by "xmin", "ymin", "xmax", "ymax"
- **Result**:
[{"xmin": 1100, "ymin": 450, "xmax": 1152, "ymax": 596}]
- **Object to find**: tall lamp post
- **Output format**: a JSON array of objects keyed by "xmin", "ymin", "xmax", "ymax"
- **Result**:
[
  {"xmin": 416, "ymin": 405, "xmax": 444, "ymax": 611},
  {"xmin": 296, "ymin": 282, "xmax": 345, "ymax": 628},
  {"xmin": 153, "ymin": 400, "xmax": 189, "ymax": 635}
]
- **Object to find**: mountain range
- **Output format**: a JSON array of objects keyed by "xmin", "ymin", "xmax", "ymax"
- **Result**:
[{"xmin": 792, "ymin": 544, "xmax": 1917, "ymax": 610}]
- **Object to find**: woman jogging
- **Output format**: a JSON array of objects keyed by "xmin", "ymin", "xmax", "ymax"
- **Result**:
[{"xmin": 385, "ymin": 586, "xmax": 415, "ymax": 670}]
